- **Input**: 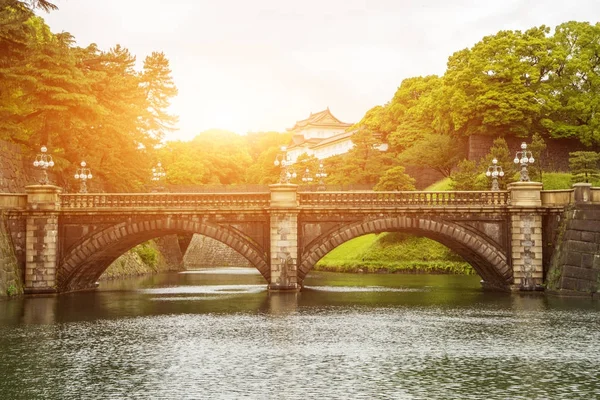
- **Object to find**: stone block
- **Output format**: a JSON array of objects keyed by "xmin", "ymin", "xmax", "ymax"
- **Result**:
[
  {"xmin": 581, "ymin": 253, "xmax": 595, "ymax": 269},
  {"xmin": 565, "ymin": 251, "xmax": 582, "ymax": 266},
  {"xmin": 571, "ymin": 220, "xmax": 600, "ymax": 232},
  {"xmin": 560, "ymin": 276, "xmax": 579, "ymax": 291},
  {"xmin": 581, "ymin": 231, "xmax": 596, "ymax": 243},
  {"xmin": 568, "ymin": 240, "xmax": 598, "ymax": 254},
  {"xmin": 563, "ymin": 265, "xmax": 597, "ymax": 281}
]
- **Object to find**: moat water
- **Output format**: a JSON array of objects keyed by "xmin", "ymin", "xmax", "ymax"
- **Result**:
[{"xmin": 1, "ymin": 268, "xmax": 600, "ymax": 399}]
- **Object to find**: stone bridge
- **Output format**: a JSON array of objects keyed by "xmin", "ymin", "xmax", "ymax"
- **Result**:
[{"xmin": 1, "ymin": 182, "xmax": 598, "ymax": 294}]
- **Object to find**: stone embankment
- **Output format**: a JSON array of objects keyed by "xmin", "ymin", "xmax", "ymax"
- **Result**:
[
  {"xmin": 547, "ymin": 202, "xmax": 600, "ymax": 298},
  {"xmin": 0, "ymin": 212, "xmax": 23, "ymax": 297},
  {"xmin": 184, "ymin": 234, "xmax": 250, "ymax": 268},
  {"xmin": 101, "ymin": 235, "xmax": 184, "ymax": 280}
]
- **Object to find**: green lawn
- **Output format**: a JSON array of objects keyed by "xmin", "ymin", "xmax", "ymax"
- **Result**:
[
  {"xmin": 424, "ymin": 172, "xmax": 600, "ymax": 192},
  {"xmin": 316, "ymin": 233, "xmax": 474, "ymax": 274}
]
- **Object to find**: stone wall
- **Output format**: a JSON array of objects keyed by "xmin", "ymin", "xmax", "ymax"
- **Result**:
[
  {"xmin": 404, "ymin": 166, "xmax": 446, "ymax": 190},
  {"xmin": 101, "ymin": 239, "xmax": 183, "ymax": 280},
  {"xmin": 546, "ymin": 204, "xmax": 600, "ymax": 297},
  {"xmin": 468, "ymin": 135, "xmax": 600, "ymax": 171},
  {"xmin": 0, "ymin": 212, "xmax": 23, "ymax": 297},
  {"xmin": 0, "ymin": 140, "xmax": 30, "ymax": 193},
  {"xmin": 155, "ymin": 234, "xmax": 184, "ymax": 268},
  {"xmin": 184, "ymin": 234, "xmax": 250, "ymax": 268}
]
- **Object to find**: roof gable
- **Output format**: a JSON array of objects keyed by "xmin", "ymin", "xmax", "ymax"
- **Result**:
[{"xmin": 288, "ymin": 108, "xmax": 352, "ymax": 131}]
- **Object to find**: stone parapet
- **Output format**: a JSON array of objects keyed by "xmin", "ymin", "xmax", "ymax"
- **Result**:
[
  {"xmin": 573, "ymin": 183, "xmax": 592, "ymax": 204},
  {"xmin": 508, "ymin": 181, "xmax": 542, "ymax": 207},
  {"xmin": 269, "ymin": 184, "xmax": 298, "ymax": 209},
  {"xmin": 26, "ymin": 185, "xmax": 62, "ymax": 211}
]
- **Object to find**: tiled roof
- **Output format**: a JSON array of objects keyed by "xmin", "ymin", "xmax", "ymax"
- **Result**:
[
  {"xmin": 288, "ymin": 131, "xmax": 354, "ymax": 151},
  {"xmin": 288, "ymin": 108, "xmax": 352, "ymax": 132}
]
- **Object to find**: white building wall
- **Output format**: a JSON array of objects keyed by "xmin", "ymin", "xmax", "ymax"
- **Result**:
[
  {"xmin": 300, "ymin": 127, "xmax": 347, "ymax": 140},
  {"xmin": 314, "ymin": 138, "xmax": 354, "ymax": 159}
]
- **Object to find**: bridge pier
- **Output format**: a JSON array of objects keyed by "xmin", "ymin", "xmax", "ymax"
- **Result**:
[
  {"xmin": 24, "ymin": 185, "xmax": 61, "ymax": 294},
  {"xmin": 268, "ymin": 184, "xmax": 300, "ymax": 292},
  {"xmin": 508, "ymin": 182, "xmax": 544, "ymax": 290}
]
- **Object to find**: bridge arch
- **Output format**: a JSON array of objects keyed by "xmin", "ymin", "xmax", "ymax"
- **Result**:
[
  {"xmin": 299, "ymin": 216, "xmax": 512, "ymax": 290},
  {"xmin": 58, "ymin": 217, "xmax": 269, "ymax": 292}
]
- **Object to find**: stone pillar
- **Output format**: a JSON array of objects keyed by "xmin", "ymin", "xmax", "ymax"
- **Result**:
[
  {"xmin": 508, "ymin": 182, "xmax": 543, "ymax": 290},
  {"xmin": 268, "ymin": 184, "xmax": 300, "ymax": 291},
  {"xmin": 573, "ymin": 182, "xmax": 592, "ymax": 204},
  {"xmin": 24, "ymin": 185, "xmax": 61, "ymax": 294}
]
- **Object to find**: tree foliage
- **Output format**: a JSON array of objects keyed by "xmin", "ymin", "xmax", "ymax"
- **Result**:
[
  {"xmin": 450, "ymin": 138, "xmax": 518, "ymax": 190},
  {"xmin": 397, "ymin": 134, "xmax": 464, "ymax": 178},
  {"xmin": 374, "ymin": 166, "xmax": 415, "ymax": 191},
  {"xmin": 0, "ymin": 1, "xmax": 178, "ymax": 191},
  {"xmin": 325, "ymin": 129, "xmax": 396, "ymax": 186},
  {"xmin": 569, "ymin": 151, "xmax": 600, "ymax": 183}
]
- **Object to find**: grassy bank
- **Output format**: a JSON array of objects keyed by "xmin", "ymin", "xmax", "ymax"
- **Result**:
[
  {"xmin": 315, "ymin": 233, "xmax": 474, "ymax": 275},
  {"xmin": 101, "ymin": 240, "xmax": 180, "ymax": 280},
  {"xmin": 425, "ymin": 172, "xmax": 600, "ymax": 192}
]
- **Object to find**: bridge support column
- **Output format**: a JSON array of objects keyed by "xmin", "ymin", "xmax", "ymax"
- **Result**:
[
  {"xmin": 268, "ymin": 184, "xmax": 300, "ymax": 292},
  {"xmin": 508, "ymin": 182, "xmax": 543, "ymax": 290},
  {"xmin": 24, "ymin": 185, "xmax": 62, "ymax": 294}
]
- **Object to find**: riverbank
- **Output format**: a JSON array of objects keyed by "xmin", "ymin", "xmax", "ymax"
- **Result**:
[
  {"xmin": 101, "ymin": 240, "xmax": 183, "ymax": 280},
  {"xmin": 315, "ymin": 233, "xmax": 474, "ymax": 275}
]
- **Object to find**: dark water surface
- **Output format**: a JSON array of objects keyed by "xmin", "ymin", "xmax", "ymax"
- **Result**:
[{"xmin": 1, "ymin": 268, "xmax": 600, "ymax": 399}]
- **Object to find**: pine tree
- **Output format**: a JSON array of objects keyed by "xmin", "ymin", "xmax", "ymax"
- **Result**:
[
  {"xmin": 569, "ymin": 151, "xmax": 600, "ymax": 183},
  {"xmin": 374, "ymin": 166, "xmax": 416, "ymax": 191},
  {"xmin": 140, "ymin": 52, "xmax": 178, "ymax": 141}
]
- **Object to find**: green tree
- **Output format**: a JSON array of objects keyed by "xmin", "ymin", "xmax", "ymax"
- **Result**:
[
  {"xmin": 450, "ymin": 159, "xmax": 488, "ymax": 190},
  {"xmin": 244, "ymin": 131, "xmax": 292, "ymax": 184},
  {"xmin": 528, "ymin": 133, "xmax": 547, "ymax": 182},
  {"xmin": 569, "ymin": 151, "xmax": 600, "ymax": 183},
  {"xmin": 397, "ymin": 134, "xmax": 464, "ymax": 178},
  {"xmin": 541, "ymin": 22, "xmax": 600, "ymax": 145},
  {"xmin": 140, "ymin": 51, "xmax": 178, "ymax": 142},
  {"xmin": 326, "ymin": 129, "xmax": 395, "ymax": 185},
  {"xmin": 432, "ymin": 27, "xmax": 553, "ymax": 138},
  {"xmin": 355, "ymin": 75, "xmax": 441, "ymax": 148},
  {"xmin": 450, "ymin": 138, "xmax": 516, "ymax": 190},
  {"xmin": 374, "ymin": 166, "xmax": 415, "ymax": 191}
]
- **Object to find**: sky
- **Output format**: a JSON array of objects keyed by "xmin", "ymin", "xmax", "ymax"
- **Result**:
[{"xmin": 41, "ymin": 0, "xmax": 600, "ymax": 142}]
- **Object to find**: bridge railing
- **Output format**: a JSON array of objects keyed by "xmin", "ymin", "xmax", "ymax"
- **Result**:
[
  {"xmin": 592, "ymin": 187, "xmax": 600, "ymax": 204},
  {"xmin": 0, "ymin": 193, "xmax": 27, "ymax": 210},
  {"xmin": 298, "ymin": 190, "xmax": 510, "ymax": 207},
  {"xmin": 540, "ymin": 189, "xmax": 574, "ymax": 206},
  {"xmin": 60, "ymin": 193, "xmax": 271, "ymax": 210}
]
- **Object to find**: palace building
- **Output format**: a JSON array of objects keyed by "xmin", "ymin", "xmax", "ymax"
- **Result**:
[{"xmin": 285, "ymin": 108, "xmax": 354, "ymax": 163}]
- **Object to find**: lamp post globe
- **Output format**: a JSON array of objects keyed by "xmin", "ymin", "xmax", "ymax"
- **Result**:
[
  {"xmin": 514, "ymin": 142, "xmax": 534, "ymax": 182},
  {"xmin": 486, "ymin": 158, "xmax": 504, "ymax": 191},
  {"xmin": 33, "ymin": 145, "xmax": 54, "ymax": 185},
  {"xmin": 274, "ymin": 146, "xmax": 296, "ymax": 184},
  {"xmin": 74, "ymin": 160, "xmax": 93, "ymax": 193}
]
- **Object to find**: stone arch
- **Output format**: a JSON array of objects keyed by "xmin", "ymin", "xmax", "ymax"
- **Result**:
[
  {"xmin": 299, "ymin": 216, "xmax": 512, "ymax": 290},
  {"xmin": 58, "ymin": 217, "xmax": 269, "ymax": 292}
]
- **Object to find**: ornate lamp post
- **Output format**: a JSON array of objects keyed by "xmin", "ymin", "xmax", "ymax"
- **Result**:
[
  {"xmin": 485, "ymin": 158, "xmax": 504, "ymax": 191},
  {"xmin": 273, "ymin": 146, "xmax": 296, "ymax": 184},
  {"xmin": 513, "ymin": 142, "xmax": 535, "ymax": 182},
  {"xmin": 33, "ymin": 145, "xmax": 54, "ymax": 185},
  {"xmin": 315, "ymin": 162, "xmax": 328, "ymax": 191},
  {"xmin": 152, "ymin": 162, "xmax": 166, "ymax": 191},
  {"xmin": 74, "ymin": 161, "xmax": 93, "ymax": 193},
  {"xmin": 301, "ymin": 167, "xmax": 313, "ymax": 185}
]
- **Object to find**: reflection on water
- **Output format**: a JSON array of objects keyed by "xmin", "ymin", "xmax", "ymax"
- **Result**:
[{"xmin": 1, "ymin": 268, "xmax": 600, "ymax": 399}]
